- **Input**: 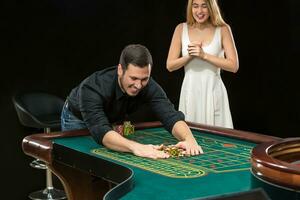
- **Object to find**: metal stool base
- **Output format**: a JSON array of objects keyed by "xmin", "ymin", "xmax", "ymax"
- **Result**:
[{"xmin": 29, "ymin": 188, "xmax": 66, "ymax": 200}]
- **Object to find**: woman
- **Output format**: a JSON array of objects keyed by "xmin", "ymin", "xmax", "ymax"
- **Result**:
[{"xmin": 167, "ymin": 0, "xmax": 238, "ymax": 128}]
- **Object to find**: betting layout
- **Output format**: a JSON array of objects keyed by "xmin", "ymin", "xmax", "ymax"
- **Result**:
[{"xmin": 91, "ymin": 127, "xmax": 254, "ymax": 178}]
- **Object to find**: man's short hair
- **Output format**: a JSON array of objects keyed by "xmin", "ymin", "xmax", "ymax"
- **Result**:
[{"xmin": 119, "ymin": 44, "xmax": 153, "ymax": 71}]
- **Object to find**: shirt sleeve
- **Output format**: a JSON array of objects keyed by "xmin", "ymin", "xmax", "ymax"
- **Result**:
[
  {"xmin": 144, "ymin": 79, "xmax": 185, "ymax": 133},
  {"xmin": 78, "ymin": 83, "xmax": 113, "ymax": 144}
]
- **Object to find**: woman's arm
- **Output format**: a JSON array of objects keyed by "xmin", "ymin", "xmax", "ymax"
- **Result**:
[{"xmin": 166, "ymin": 23, "xmax": 193, "ymax": 72}]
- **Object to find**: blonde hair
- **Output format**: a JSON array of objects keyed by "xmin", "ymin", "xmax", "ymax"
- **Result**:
[{"xmin": 186, "ymin": 0, "xmax": 226, "ymax": 26}]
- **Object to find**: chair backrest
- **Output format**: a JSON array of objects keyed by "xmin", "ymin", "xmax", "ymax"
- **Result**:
[{"xmin": 12, "ymin": 92, "xmax": 65, "ymax": 129}]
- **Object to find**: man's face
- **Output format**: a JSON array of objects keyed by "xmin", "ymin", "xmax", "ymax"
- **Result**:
[{"xmin": 118, "ymin": 63, "xmax": 151, "ymax": 96}]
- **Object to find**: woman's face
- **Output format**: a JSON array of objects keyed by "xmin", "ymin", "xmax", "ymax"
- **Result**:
[{"xmin": 191, "ymin": 0, "xmax": 210, "ymax": 24}]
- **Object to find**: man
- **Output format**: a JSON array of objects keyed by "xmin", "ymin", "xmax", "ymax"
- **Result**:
[{"xmin": 61, "ymin": 44, "xmax": 203, "ymax": 159}]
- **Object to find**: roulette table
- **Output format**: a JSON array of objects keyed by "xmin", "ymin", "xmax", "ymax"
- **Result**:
[{"xmin": 22, "ymin": 121, "xmax": 279, "ymax": 200}]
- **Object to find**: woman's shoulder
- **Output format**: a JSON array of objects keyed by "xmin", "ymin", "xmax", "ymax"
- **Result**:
[
  {"xmin": 173, "ymin": 22, "xmax": 189, "ymax": 35},
  {"xmin": 219, "ymin": 23, "xmax": 232, "ymax": 33},
  {"xmin": 217, "ymin": 24, "xmax": 232, "ymax": 38},
  {"xmin": 218, "ymin": 24, "xmax": 235, "ymax": 41},
  {"xmin": 175, "ymin": 22, "xmax": 185, "ymax": 30}
]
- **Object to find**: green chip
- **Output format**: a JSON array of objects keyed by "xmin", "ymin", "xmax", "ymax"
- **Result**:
[{"xmin": 123, "ymin": 121, "xmax": 134, "ymax": 136}]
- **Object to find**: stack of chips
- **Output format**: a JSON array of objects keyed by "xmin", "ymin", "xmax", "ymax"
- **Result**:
[
  {"xmin": 113, "ymin": 121, "xmax": 135, "ymax": 136},
  {"xmin": 123, "ymin": 121, "xmax": 134, "ymax": 136}
]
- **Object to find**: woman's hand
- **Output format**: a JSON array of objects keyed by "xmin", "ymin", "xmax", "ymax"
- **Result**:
[{"xmin": 187, "ymin": 42, "xmax": 206, "ymax": 60}]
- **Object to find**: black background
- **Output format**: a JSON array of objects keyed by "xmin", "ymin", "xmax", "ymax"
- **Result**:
[{"xmin": 1, "ymin": 0, "xmax": 300, "ymax": 199}]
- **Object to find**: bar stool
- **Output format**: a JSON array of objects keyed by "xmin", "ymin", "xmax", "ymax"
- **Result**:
[{"xmin": 12, "ymin": 92, "xmax": 66, "ymax": 200}]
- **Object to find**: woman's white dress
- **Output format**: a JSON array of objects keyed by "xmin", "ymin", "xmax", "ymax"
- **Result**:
[{"xmin": 179, "ymin": 23, "xmax": 233, "ymax": 128}]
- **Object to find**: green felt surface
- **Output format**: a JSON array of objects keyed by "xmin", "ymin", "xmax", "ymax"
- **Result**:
[
  {"xmin": 92, "ymin": 128, "xmax": 253, "ymax": 178},
  {"xmin": 54, "ymin": 127, "xmax": 257, "ymax": 199}
]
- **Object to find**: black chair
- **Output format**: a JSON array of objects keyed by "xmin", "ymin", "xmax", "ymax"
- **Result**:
[{"xmin": 12, "ymin": 92, "xmax": 66, "ymax": 200}]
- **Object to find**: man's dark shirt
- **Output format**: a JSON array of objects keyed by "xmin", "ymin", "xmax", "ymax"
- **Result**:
[{"xmin": 67, "ymin": 66, "xmax": 184, "ymax": 144}]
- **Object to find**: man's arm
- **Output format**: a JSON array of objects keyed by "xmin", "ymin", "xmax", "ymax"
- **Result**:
[
  {"xmin": 143, "ymin": 80, "xmax": 203, "ymax": 155},
  {"xmin": 102, "ymin": 131, "xmax": 169, "ymax": 159},
  {"xmin": 172, "ymin": 121, "xmax": 204, "ymax": 155}
]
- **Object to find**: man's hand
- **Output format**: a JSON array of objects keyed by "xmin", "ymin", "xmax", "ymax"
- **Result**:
[
  {"xmin": 132, "ymin": 143, "xmax": 170, "ymax": 159},
  {"xmin": 175, "ymin": 140, "xmax": 204, "ymax": 156},
  {"xmin": 171, "ymin": 121, "xmax": 204, "ymax": 156},
  {"xmin": 103, "ymin": 131, "xmax": 169, "ymax": 159}
]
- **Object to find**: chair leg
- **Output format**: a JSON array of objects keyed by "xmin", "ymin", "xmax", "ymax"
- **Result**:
[
  {"xmin": 29, "ymin": 128, "xmax": 48, "ymax": 169},
  {"xmin": 28, "ymin": 127, "xmax": 66, "ymax": 200},
  {"xmin": 29, "ymin": 168, "xmax": 66, "ymax": 200}
]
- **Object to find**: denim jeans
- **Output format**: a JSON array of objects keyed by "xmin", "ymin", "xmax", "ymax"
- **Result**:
[{"xmin": 61, "ymin": 102, "xmax": 86, "ymax": 131}]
